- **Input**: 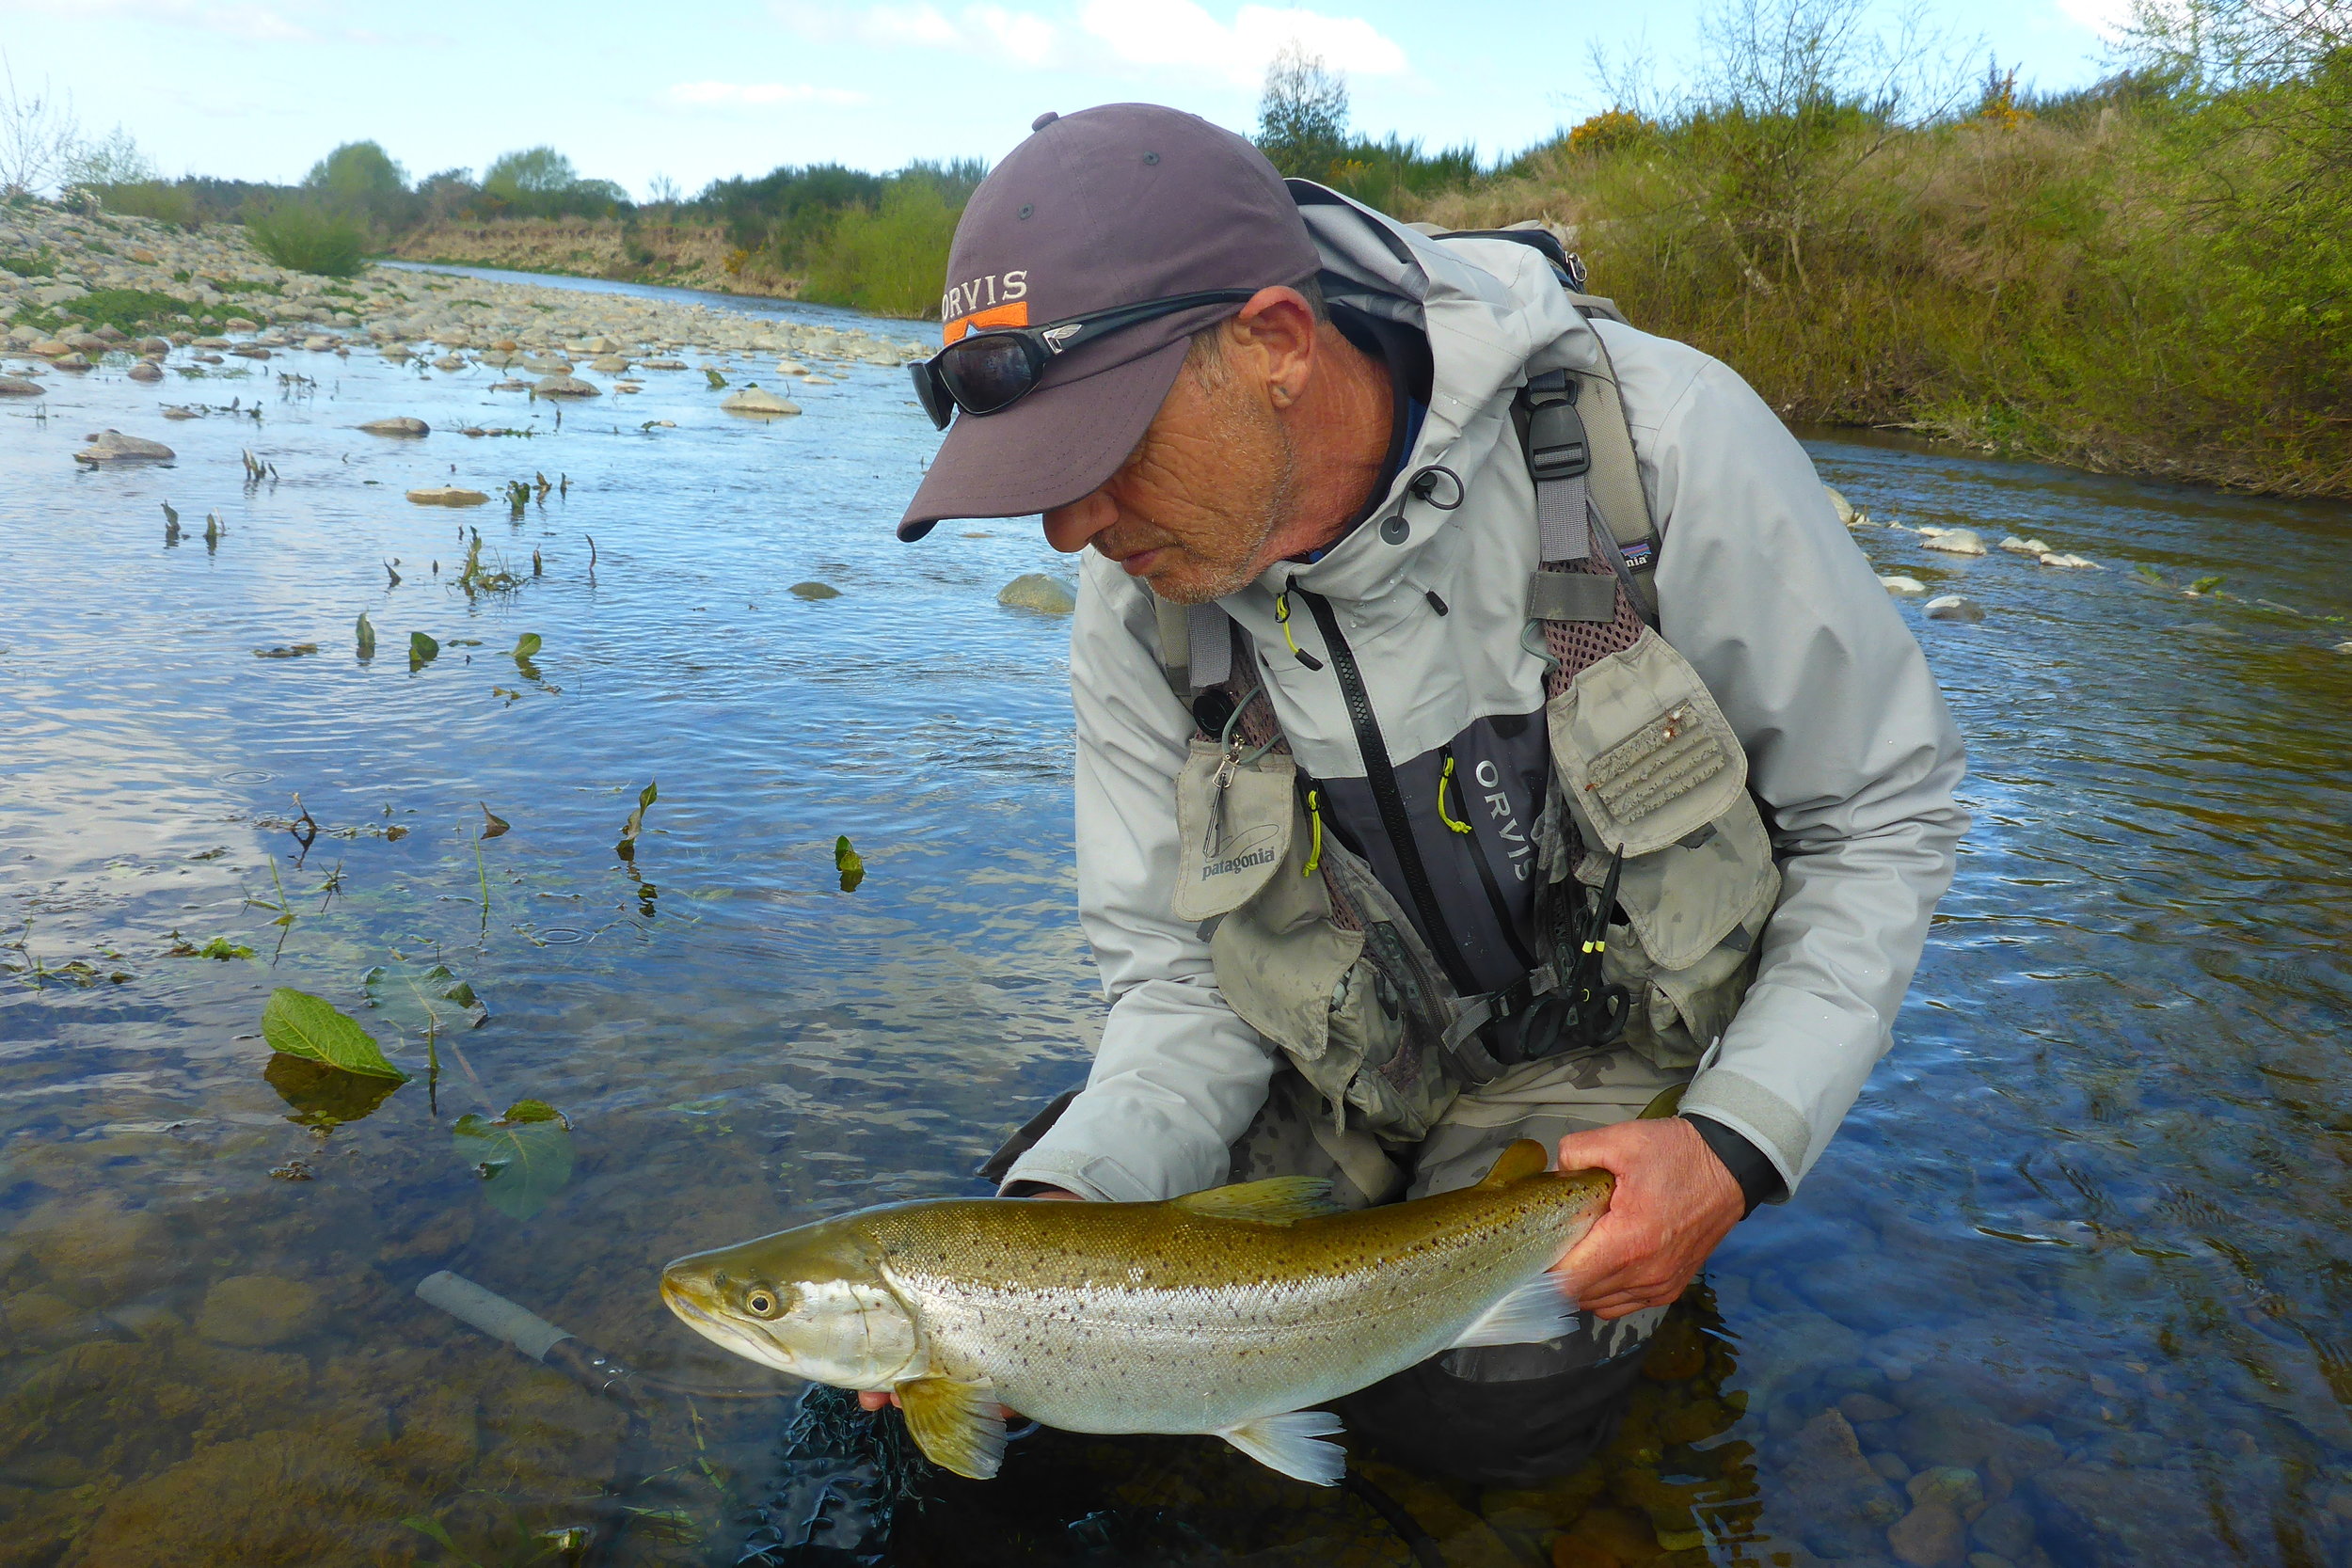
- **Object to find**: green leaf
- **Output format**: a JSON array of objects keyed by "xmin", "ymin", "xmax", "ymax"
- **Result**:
[
  {"xmin": 262, "ymin": 987, "xmax": 409, "ymax": 1081},
  {"xmin": 452, "ymin": 1104, "xmax": 575, "ymax": 1219},
  {"xmin": 409, "ymin": 630, "xmax": 439, "ymax": 670},
  {"xmin": 264, "ymin": 1053, "xmax": 403, "ymax": 1129},
  {"xmin": 616, "ymin": 780, "xmax": 657, "ymax": 861},
  {"xmin": 835, "ymin": 834, "xmax": 865, "ymax": 893},
  {"xmin": 479, "ymin": 801, "xmax": 510, "ymax": 839},
  {"xmin": 195, "ymin": 937, "xmax": 254, "ymax": 960},
  {"xmin": 512, "ymin": 632, "xmax": 543, "ymax": 662},
  {"xmin": 355, "ymin": 610, "xmax": 375, "ymax": 659},
  {"xmin": 704, "ymin": 368, "xmax": 727, "ymax": 389},
  {"xmin": 2133, "ymin": 562, "xmax": 2167, "ymax": 584},
  {"xmin": 2188, "ymin": 576, "xmax": 2224, "ymax": 594},
  {"xmin": 360, "ymin": 959, "xmax": 489, "ymax": 1040}
]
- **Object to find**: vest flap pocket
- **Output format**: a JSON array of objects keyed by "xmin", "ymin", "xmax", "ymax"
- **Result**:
[
  {"xmin": 1173, "ymin": 740, "xmax": 1296, "ymax": 922},
  {"xmin": 1582, "ymin": 793, "xmax": 1778, "ymax": 970},
  {"xmin": 1212, "ymin": 816, "xmax": 1362, "ymax": 1062},
  {"xmin": 1549, "ymin": 627, "xmax": 1748, "ymax": 857}
]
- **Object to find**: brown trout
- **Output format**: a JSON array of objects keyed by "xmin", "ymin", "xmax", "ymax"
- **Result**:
[{"xmin": 660, "ymin": 1140, "xmax": 1612, "ymax": 1484}]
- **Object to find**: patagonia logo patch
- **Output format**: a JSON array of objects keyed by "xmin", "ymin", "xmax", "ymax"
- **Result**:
[
  {"xmin": 1200, "ymin": 825, "xmax": 1280, "ymax": 881},
  {"xmin": 1619, "ymin": 540, "xmax": 1655, "ymax": 570}
]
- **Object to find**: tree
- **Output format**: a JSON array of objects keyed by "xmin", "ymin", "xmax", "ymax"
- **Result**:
[
  {"xmin": 1256, "ymin": 42, "xmax": 1350, "ymax": 180},
  {"xmin": 305, "ymin": 140, "xmax": 407, "ymax": 198},
  {"xmin": 65, "ymin": 124, "xmax": 155, "ymax": 188},
  {"xmin": 484, "ymin": 147, "xmax": 580, "ymax": 198},
  {"xmin": 0, "ymin": 55, "xmax": 81, "ymax": 198}
]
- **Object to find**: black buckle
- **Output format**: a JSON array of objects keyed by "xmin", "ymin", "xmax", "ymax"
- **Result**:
[{"xmin": 1520, "ymin": 374, "xmax": 1589, "ymax": 483}]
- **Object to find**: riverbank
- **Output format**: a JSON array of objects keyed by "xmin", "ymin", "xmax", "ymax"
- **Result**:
[
  {"xmin": 0, "ymin": 202, "xmax": 924, "ymax": 374},
  {"xmin": 389, "ymin": 217, "xmax": 805, "ymax": 301}
]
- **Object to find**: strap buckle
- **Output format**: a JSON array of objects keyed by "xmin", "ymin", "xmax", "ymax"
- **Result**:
[{"xmin": 1521, "ymin": 372, "xmax": 1589, "ymax": 483}]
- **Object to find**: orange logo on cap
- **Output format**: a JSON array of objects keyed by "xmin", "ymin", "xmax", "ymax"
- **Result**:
[{"xmin": 944, "ymin": 301, "xmax": 1028, "ymax": 344}]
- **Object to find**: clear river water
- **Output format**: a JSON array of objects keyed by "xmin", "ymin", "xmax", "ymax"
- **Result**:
[{"xmin": 1, "ymin": 270, "xmax": 2347, "ymax": 1568}]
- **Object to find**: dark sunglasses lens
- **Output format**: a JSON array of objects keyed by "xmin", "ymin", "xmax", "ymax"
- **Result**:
[
  {"xmin": 908, "ymin": 359, "xmax": 953, "ymax": 430},
  {"xmin": 937, "ymin": 334, "xmax": 1038, "ymax": 417}
]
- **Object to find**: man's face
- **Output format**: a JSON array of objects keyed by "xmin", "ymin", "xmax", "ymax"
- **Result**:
[{"xmin": 1041, "ymin": 341, "xmax": 1295, "ymax": 606}]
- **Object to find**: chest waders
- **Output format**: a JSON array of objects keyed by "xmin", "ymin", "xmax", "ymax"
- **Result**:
[{"xmin": 1155, "ymin": 265, "xmax": 1783, "ymax": 1161}]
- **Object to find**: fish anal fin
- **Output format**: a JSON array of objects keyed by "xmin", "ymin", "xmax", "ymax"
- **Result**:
[
  {"xmin": 1169, "ymin": 1176, "xmax": 1341, "ymax": 1226},
  {"xmin": 1218, "ymin": 1409, "xmax": 1347, "ymax": 1486},
  {"xmin": 896, "ymin": 1376, "xmax": 1007, "ymax": 1481},
  {"xmin": 1450, "ymin": 1272, "xmax": 1577, "ymax": 1349},
  {"xmin": 1473, "ymin": 1138, "xmax": 1552, "ymax": 1189}
]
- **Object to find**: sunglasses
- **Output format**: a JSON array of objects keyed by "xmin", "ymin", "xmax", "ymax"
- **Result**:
[{"xmin": 910, "ymin": 288, "xmax": 1258, "ymax": 431}]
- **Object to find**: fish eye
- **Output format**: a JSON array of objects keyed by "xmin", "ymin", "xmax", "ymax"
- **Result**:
[{"xmin": 744, "ymin": 1287, "xmax": 783, "ymax": 1318}]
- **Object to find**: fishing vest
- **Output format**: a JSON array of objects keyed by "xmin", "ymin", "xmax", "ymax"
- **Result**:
[{"xmin": 1151, "ymin": 240, "xmax": 1782, "ymax": 1146}]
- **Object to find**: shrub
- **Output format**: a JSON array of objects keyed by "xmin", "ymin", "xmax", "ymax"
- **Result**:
[
  {"xmin": 243, "ymin": 199, "xmax": 371, "ymax": 277},
  {"xmin": 800, "ymin": 180, "xmax": 962, "ymax": 318},
  {"xmin": 33, "ymin": 287, "xmax": 186, "ymax": 333},
  {"xmin": 97, "ymin": 180, "xmax": 197, "ymax": 227}
]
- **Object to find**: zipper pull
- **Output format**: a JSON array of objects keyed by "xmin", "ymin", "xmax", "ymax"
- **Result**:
[
  {"xmin": 1274, "ymin": 586, "xmax": 1325, "ymax": 672},
  {"xmin": 1303, "ymin": 786, "xmax": 1324, "ymax": 877},
  {"xmin": 1437, "ymin": 750, "xmax": 1473, "ymax": 835}
]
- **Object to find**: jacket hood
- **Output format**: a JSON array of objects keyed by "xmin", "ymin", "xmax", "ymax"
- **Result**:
[{"xmin": 1258, "ymin": 183, "xmax": 1609, "ymax": 606}]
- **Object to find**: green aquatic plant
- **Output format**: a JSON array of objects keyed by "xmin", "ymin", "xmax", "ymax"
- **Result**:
[
  {"xmin": 835, "ymin": 834, "xmax": 866, "ymax": 893},
  {"xmin": 355, "ymin": 610, "xmax": 375, "ymax": 660},
  {"xmin": 705, "ymin": 368, "xmax": 727, "ymax": 389},
  {"xmin": 409, "ymin": 630, "xmax": 439, "ymax": 670},
  {"xmin": 452, "ymin": 1099, "xmax": 576, "ymax": 1220},
  {"xmin": 615, "ymin": 780, "xmax": 657, "ymax": 863},
  {"xmin": 261, "ymin": 987, "xmax": 409, "ymax": 1080}
]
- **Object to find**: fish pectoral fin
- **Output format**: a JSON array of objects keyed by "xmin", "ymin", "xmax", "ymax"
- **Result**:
[
  {"xmin": 1473, "ymin": 1138, "xmax": 1552, "ymax": 1189},
  {"xmin": 895, "ymin": 1376, "xmax": 1008, "ymax": 1481},
  {"xmin": 1449, "ymin": 1272, "xmax": 1577, "ymax": 1349},
  {"xmin": 1169, "ymin": 1176, "xmax": 1342, "ymax": 1225},
  {"xmin": 1217, "ymin": 1410, "xmax": 1348, "ymax": 1486}
]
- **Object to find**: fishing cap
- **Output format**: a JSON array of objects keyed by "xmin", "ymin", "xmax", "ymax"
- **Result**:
[{"xmin": 897, "ymin": 103, "xmax": 1320, "ymax": 541}]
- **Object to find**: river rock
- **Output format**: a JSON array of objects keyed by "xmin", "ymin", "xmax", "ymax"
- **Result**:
[
  {"xmin": 223, "ymin": 315, "xmax": 258, "ymax": 332},
  {"xmin": 788, "ymin": 581, "xmax": 841, "ymax": 599},
  {"xmin": 720, "ymin": 385, "xmax": 801, "ymax": 416},
  {"xmin": 2038, "ymin": 552, "xmax": 2099, "ymax": 569},
  {"xmin": 432, "ymin": 355, "xmax": 466, "ymax": 372},
  {"xmin": 589, "ymin": 355, "xmax": 630, "ymax": 373},
  {"xmin": 774, "ymin": 357, "xmax": 809, "ymax": 374},
  {"xmin": 127, "ymin": 360, "xmax": 163, "ymax": 382},
  {"xmin": 1889, "ymin": 1500, "xmax": 1968, "ymax": 1568},
  {"xmin": 2335, "ymin": 641, "xmax": 2352, "ymax": 655},
  {"xmin": 52, "ymin": 352, "xmax": 89, "ymax": 370},
  {"xmin": 532, "ymin": 373, "xmax": 599, "ymax": 398},
  {"xmin": 229, "ymin": 345, "xmax": 271, "ymax": 360},
  {"xmin": 2029, "ymin": 1466, "xmax": 2229, "ymax": 1566},
  {"xmin": 802, "ymin": 372, "xmax": 837, "ymax": 386},
  {"xmin": 1921, "ymin": 527, "xmax": 1987, "ymax": 555},
  {"xmin": 1823, "ymin": 484, "xmax": 1857, "ymax": 524},
  {"xmin": 519, "ymin": 354, "xmax": 571, "ymax": 374},
  {"xmin": 358, "ymin": 416, "xmax": 429, "ymax": 436},
  {"xmin": 0, "ymin": 375, "xmax": 43, "ymax": 395},
  {"xmin": 75, "ymin": 429, "xmax": 174, "ymax": 462},
  {"xmin": 196, "ymin": 1275, "xmax": 321, "ymax": 1347},
  {"xmin": 1999, "ymin": 535, "xmax": 2052, "ymax": 555},
  {"xmin": 1969, "ymin": 1497, "xmax": 2036, "ymax": 1558},
  {"xmin": 1924, "ymin": 594, "xmax": 1984, "ymax": 623},
  {"xmin": 643, "ymin": 358, "xmax": 687, "ymax": 371},
  {"xmin": 1881, "ymin": 575, "xmax": 1928, "ymax": 594},
  {"xmin": 998, "ymin": 574, "xmax": 1077, "ymax": 614},
  {"xmin": 1781, "ymin": 1409, "xmax": 1907, "ymax": 1559},
  {"xmin": 302, "ymin": 335, "xmax": 335, "ymax": 352},
  {"xmin": 405, "ymin": 485, "xmax": 489, "ymax": 506},
  {"xmin": 1908, "ymin": 1465, "xmax": 1985, "ymax": 1513}
]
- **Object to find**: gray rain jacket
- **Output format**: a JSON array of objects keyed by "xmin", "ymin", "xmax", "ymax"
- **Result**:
[{"xmin": 1005, "ymin": 190, "xmax": 1968, "ymax": 1204}]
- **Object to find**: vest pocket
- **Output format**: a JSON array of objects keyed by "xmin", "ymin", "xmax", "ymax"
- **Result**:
[{"xmin": 1172, "ymin": 738, "xmax": 1295, "ymax": 922}]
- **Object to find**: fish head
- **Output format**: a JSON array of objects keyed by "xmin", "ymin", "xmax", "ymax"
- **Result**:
[{"xmin": 660, "ymin": 1214, "xmax": 921, "ymax": 1387}]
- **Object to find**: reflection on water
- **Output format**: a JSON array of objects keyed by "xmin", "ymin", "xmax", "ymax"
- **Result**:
[{"xmin": 1, "ymin": 291, "xmax": 2347, "ymax": 1568}]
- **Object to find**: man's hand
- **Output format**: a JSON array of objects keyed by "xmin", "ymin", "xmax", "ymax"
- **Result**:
[
  {"xmin": 857, "ymin": 1186, "xmax": 1082, "ymax": 1412},
  {"xmin": 1550, "ymin": 1117, "xmax": 1744, "ymax": 1320}
]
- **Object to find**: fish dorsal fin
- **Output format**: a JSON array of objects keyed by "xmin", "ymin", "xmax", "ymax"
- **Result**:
[
  {"xmin": 1450, "ymin": 1272, "xmax": 1577, "ymax": 1349},
  {"xmin": 1474, "ymin": 1139, "xmax": 1553, "ymax": 1190},
  {"xmin": 1217, "ymin": 1409, "xmax": 1348, "ymax": 1485},
  {"xmin": 1170, "ymin": 1176, "xmax": 1342, "ymax": 1226},
  {"xmin": 896, "ymin": 1376, "xmax": 1007, "ymax": 1481}
]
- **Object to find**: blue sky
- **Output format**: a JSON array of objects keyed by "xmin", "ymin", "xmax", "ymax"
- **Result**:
[{"xmin": 6, "ymin": 0, "xmax": 2130, "ymax": 197}]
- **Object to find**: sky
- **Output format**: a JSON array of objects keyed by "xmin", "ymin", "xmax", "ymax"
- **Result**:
[{"xmin": 0, "ymin": 0, "xmax": 2136, "ymax": 197}]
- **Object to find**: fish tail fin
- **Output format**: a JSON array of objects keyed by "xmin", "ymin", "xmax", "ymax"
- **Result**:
[
  {"xmin": 1218, "ymin": 1410, "xmax": 1347, "ymax": 1487},
  {"xmin": 1473, "ymin": 1138, "xmax": 1552, "ymax": 1190}
]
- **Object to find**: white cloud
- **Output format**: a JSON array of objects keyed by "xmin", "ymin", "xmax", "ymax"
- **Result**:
[
  {"xmin": 2055, "ymin": 0, "xmax": 2138, "ymax": 37},
  {"xmin": 772, "ymin": 0, "xmax": 1406, "ymax": 83},
  {"xmin": 666, "ymin": 81, "xmax": 869, "ymax": 107}
]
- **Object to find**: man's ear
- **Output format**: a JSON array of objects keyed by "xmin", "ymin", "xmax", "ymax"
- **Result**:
[{"xmin": 1224, "ymin": 286, "xmax": 1317, "ymax": 407}]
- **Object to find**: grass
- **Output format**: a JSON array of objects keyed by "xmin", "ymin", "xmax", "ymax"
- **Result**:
[{"xmin": 242, "ymin": 199, "xmax": 372, "ymax": 277}]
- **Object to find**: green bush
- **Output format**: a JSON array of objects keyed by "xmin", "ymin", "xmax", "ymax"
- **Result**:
[
  {"xmin": 800, "ymin": 181, "xmax": 961, "ymax": 318},
  {"xmin": 97, "ymin": 181, "xmax": 198, "ymax": 227},
  {"xmin": 243, "ymin": 199, "xmax": 372, "ymax": 277},
  {"xmin": 55, "ymin": 288, "xmax": 188, "ymax": 333}
]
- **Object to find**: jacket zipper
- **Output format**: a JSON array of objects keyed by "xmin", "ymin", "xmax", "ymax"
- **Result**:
[{"xmin": 1293, "ymin": 585, "xmax": 1480, "ymax": 995}]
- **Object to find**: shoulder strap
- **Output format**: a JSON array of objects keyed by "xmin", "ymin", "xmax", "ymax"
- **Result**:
[
  {"xmin": 1152, "ymin": 593, "xmax": 1234, "ymax": 699},
  {"xmin": 1517, "ymin": 320, "xmax": 1661, "ymax": 627}
]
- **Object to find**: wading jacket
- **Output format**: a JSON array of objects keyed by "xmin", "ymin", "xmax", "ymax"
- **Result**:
[{"xmin": 1004, "ymin": 188, "xmax": 1968, "ymax": 1204}]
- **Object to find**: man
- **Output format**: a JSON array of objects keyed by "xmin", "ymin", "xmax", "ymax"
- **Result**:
[{"xmin": 893, "ymin": 103, "xmax": 1966, "ymax": 1481}]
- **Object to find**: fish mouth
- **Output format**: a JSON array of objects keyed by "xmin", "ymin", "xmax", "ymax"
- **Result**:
[{"xmin": 660, "ymin": 1272, "xmax": 802, "ymax": 1377}]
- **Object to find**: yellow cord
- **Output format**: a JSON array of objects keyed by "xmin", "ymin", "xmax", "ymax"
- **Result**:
[
  {"xmin": 1437, "ymin": 754, "xmax": 1472, "ymax": 834},
  {"xmin": 1303, "ymin": 788, "xmax": 1324, "ymax": 876},
  {"xmin": 1276, "ymin": 591, "xmax": 1304, "ymax": 657}
]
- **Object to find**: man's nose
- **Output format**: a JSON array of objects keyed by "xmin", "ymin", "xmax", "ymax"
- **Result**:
[{"xmin": 1042, "ymin": 489, "xmax": 1116, "ymax": 554}]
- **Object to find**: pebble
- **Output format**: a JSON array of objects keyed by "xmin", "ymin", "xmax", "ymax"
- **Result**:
[
  {"xmin": 74, "ymin": 429, "xmax": 175, "ymax": 463},
  {"xmin": 532, "ymin": 373, "xmax": 599, "ymax": 398},
  {"xmin": 1921, "ymin": 527, "xmax": 1988, "ymax": 556},
  {"xmin": 720, "ymin": 385, "xmax": 802, "ymax": 416},
  {"xmin": 195, "ymin": 1274, "xmax": 321, "ymax": 1347},
  {"xmin": 432, "ymin": 355, "xmax": 466, "ymax": 372},
  {"xmin": 2038, "ymin": 552, "xmax": 2100, "ymax": 569},
  {"xmin": 1999, "ymin": 535, "xmax": 2052, "ymax": 555},
  {"xmin": 589, "ymin": 355, "xmax": 631, "ymax": 373},
  {"xmin": 1924, "ymin": 594, "xmax": 1984, "ymax": 623},
  {"xmin": 358, "ymin": 416, "xmax": 430, "ymax": 437},
  {"xmin": 1840, "ymin": 1391, "xmax": 1905, "ymax": 1423},
  {"xmin": 788, "ymin": 581, "xmax": 841, "ymax": 599},
  {"xmin": 1881, "ymin": 576, "xmax": 1928, "ymax": 594},
  {"xmin": 127, "ymin": 361, "xmax": 163, "ymax": 382},
  {"xmin": 53, "ymin": 351, "xmax": 90, "ymax": 370},
  {"xmin": 1888, "ymin": 1499, "xmax": 1967, "ymax": 1568},
  {"xmin": 2335, "ymin": 641, "xmax": 2352, "ymax": 655},
  {"xmin": 405, "ymin": 485, "xmax": 489, "ymax": 506},
  {"xmin": 0, "ymin": 375, "xmax": 43, "ymax": 396},
  {"xmin": 998, "ymin": 573, "xmax": 1077, "ymax": 614}
]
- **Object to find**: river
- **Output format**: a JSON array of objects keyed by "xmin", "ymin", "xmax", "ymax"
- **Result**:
[{"xmin": 0, "ymin": 271, "xmax": 2346, "ymax": 1568}]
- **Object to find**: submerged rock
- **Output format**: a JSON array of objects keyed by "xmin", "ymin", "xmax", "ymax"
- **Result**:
[
  {"xmin": 0, "ymin": 374, "xmax": 43, "ymax": 396},
  {"xmin": 1881, "ymin": 576, "xmax": 1929, "ymax": 594},
  {"xmin": 532, "ymin": 373, "xmax": 599, "ymax": 398},
  {"xmin": 2039, "ymin": 552, "xmax": 2100, "ymax": 569},
  {"xmin": 721, "ymin": 384, "xmax": 801, "ymax": 416},
  {"xmin": 405, "ymin": 484, "xmax": 489, "ymax": 507},
  {"xmin": 1921, "ymin": 527, "xmax": 1988, "ymax": 556},
  {"xmin": 1999, "ymin": 535, "xmax": 2052, "ymax": 555},
  {"xmin": 197, "ymin": 1274, "xmax": 321, "ymax": 1347},
  {"xmin": 788, "ymin": 580, "xmax": 841, "ymax": 599},
  {"xmin": 1924, "ymin": 594, "xmax": 1985, "ymax": 623},
  {"xmin": 127, "ymin": 360, "xmax": 164, "ymax": 382},
  {"xmin": 998, "ymin": 574, "xmax": 1078, "ymax": 614},
  {"xmin": 358, "ymin": 416, "xmax": 429, "ymax": 436},
  {"xmin": 75, "ymin": 429, "xmax": 175, "ymax": 463}
]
